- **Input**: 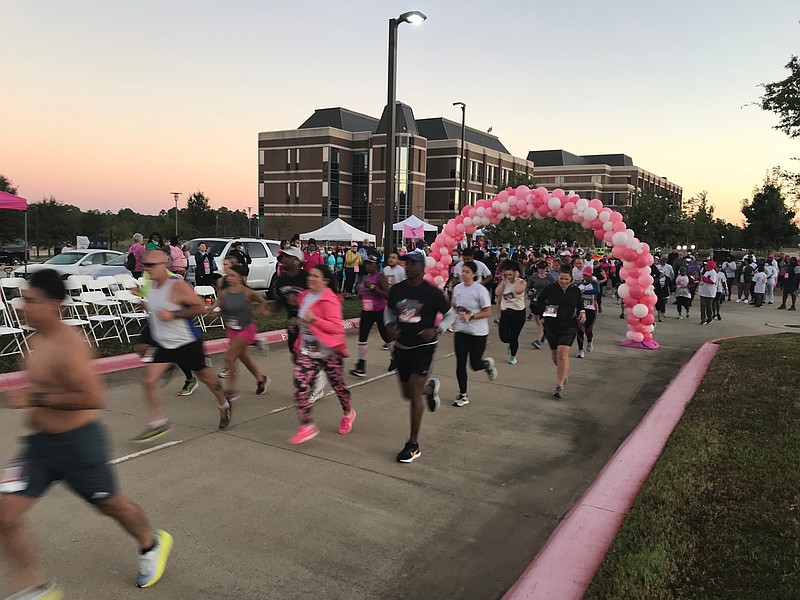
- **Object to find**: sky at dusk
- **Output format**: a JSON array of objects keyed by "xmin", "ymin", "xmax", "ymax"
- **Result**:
[{"xmin": 2, "ymin": 0, "xmax": 798, "ymax": 225}]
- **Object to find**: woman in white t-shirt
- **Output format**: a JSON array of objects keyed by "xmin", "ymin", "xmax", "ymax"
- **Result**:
[
  {"xmin": 674, "ymin": 267, "xmax": 692, "ymax": 319},
  {"xmin": 451, "ymin": 262, "xmax": 498, "ymax": 407},
  {"xmin": 495, "ymin": 260, "xmax": 527, "ymax": 365},
  {"xmin": 752, "ymin": 265, "xmax": 768, "ymax": 308}
]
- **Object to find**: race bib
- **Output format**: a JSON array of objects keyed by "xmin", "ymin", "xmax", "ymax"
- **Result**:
[
  {"xmin": 583, "ymin": 298, "xmax": 595, "ymax": 309},
  {"xmin": 543, "ymin": 305, "xmax": 559, "ymax": 318},
  {"xmin": 0, "ymin": 460, "xmax": 29, "ymax": 494},
  {"xmin": 354, "ymin": 265, "xmax": 360, "ymax": 273},
  {"xmin": 362, "ymin": 298, "xmax": 373, "ymax": 311}
]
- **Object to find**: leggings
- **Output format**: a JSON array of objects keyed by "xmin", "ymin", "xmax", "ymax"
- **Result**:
[
  {"xmin": 453, "ymin": 332, "xmax": 488, "ymax": 394},
  {"xmin": 357, "ymin": 310, "xmax": 389, "ymax": 361},
  {"xmin": 499, "ymin": 308, "xmax": 526, "ymax": 356},
  {"xmin": 293, "ymin": 352, "xmax": 351, "ymax": 425},
  {"xmin": 676, "ymin": 296, "xmax": 691, "ymax": 314},
  {"xmin": 344, "ymin": 268, "xmax": 357, "ymax": 295},
  {"xmin": 576, "ymin": 310, "xmax": 596, "ymax": 350}
]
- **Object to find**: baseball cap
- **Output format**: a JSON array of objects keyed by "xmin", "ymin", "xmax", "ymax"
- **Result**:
[
  {"xmin": 403, "ymin": 251, "xmax": 426, "ymax": 264},
  {"xmin": 363, "ymin": 254, "xmax": 379, "ymax": 263},
  {"xmin": 281, "ymin": 246, "xmax": 304, "ymax": 262},
  {"xmin": 583, "ymin": 266, "xmax": 594, "ymax": 275}
]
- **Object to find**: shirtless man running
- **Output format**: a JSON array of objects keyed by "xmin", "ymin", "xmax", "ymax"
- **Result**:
[{"xmin": 0, "ymin": 269, "xmax": 172, "ymax": 599}]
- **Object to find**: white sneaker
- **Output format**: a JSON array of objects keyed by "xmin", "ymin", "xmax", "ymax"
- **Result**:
[
  {"xmin": 743, "ymin": 299, "xmax": 749, "ymax": 304},
  {"xmin": 677, "ymin": 315, "xmax": 684, "ymax": 319},
  {"xmin": 735, "ymin": 299, "xmax": 741, "ymax": 303},
  {"xmin": 587, "ymin": 341, "xmax": 593, "ymax": 353},
  {"xmin": 483, "ymin": 357, "xmax": 498, "ymax": 381},
  {"xmin": 453, "ymin": 393, "xmax": 470, "ymax": 407},
  {"xmin": 137, "ymin": 530, "xmax": 173, "ymax": 588},
  {"xmin": 577, "ymin": 350, "xmax": 586, "ymax": 359}
]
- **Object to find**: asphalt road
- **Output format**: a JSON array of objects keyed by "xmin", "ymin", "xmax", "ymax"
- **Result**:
[{"xmin": 0, "ymin": 298, "xmax": 794, "ymax": 599}]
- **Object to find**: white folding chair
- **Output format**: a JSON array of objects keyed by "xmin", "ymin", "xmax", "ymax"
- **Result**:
[
  {"xmin": 96, "ymin": 275, "xmax": 120, "ymax": 295},
  {"xmin": 0, "ymin": 300, "xmax": 28, "ymax": 357},
  {"xmin": 67, "ymin": 275, "xmax": 95, "ymax": 292},
  {"xmin": 193, "ymin": 285, "xmax": 224, "ymax": 332},
  {"xmin": 7, "ymin": 297, "xmax": 36, "ymax": 342},
  {"xmin": 0, "ymin": 278, "xmax": 27, "ymax": 303},
  {"xmin": 79, "ymin": 291, "xmax": 124, "ymax": 345},
  {"xmin": 57, "ymin": 297, "xmax": 92, "ymax": 346},
  {"xmin": 114, "ymin": 290, "xmax": 146, "ymax": 342},
  {"xmin": 114, "ymin": 273, "xmax": 137, "ymax": 289}
]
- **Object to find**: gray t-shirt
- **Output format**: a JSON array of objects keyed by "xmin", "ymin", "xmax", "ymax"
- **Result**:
[
  {"xmin": 452, "ymin": 259, "xmax": 492, "ymax": 283},
  {"xmin": 383, "ymin": 264, "xmax": 407, "ymax": 285},
  {"xmin": 451, "ymin": 282, "xmax": 491, "ymax": 336}
]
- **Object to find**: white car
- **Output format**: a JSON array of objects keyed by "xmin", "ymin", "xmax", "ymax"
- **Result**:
[
  {"xmin": 186, "ymin": 237, "xmax": 281, "ymax": 295},
  {"xmin": 13, "ymin": 250, "xmax": 124, "ymax": 279}
]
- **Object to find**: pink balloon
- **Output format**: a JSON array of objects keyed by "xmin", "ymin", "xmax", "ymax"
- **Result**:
[
  {"xmin": 515, "ymin": 185, "xmax": 531, "ymax": 199},
  {"xmin": 552, "ymin": 188, "xmax": 565, "ymax": 198},
  {"xmin": 638, "ymin": 273, "xmax": 654, "ymax": 287},
  {"xmin": 461, "ymin": 206, "xmax": 471, "ymax": 217},
  {"xmin": 640, "ymin": 243, "xmax": 651, "ymax": 255},
  {"xmin": 591, "ymin": 218, "xmax": 603, "ymax": 229},
  {"xmin": 534, "ymin": 186, "xmax": 548, "ymax": 198},
  {"xmin": 631, "ymin": 332, "xmax": 644, "ymax": 343},
  {"xmin": 612, "ymin": 221, "xmax": 627, "ymax": 233},
  {"xmin": 589, "ymin": 199, "xmax": 603, "ymax": 211},
  {"xmin": 602, "ymin": 231, "xmax": 613, "ymax": 244},
  {"xmin": 626, "ymin": 314, "xmax": 639, "ymax": 326},
  {"xmin": 635, "ymin": 323, "xmax": 646, "ymax": 333},
  {"xmin": 618, "ymin": 267, "xmax": 630, "ymax": 280},
  {"xmin": 537, "ymin": 204, "xmax": 549, "ymax": 217},
  {"xmin": 456, "ymin": 223, "xmax": 465, "ymax": 232},
  {"xmin": 610, "ymin": 212, "xmax": 623, "ymax": 223},
  {"xmin": 624, "ymin": 297, "xmax": 637, "ymax": 309},
  {"xmin": 563, "ymin": 201, "xmax": 576, "ymax": 215},
  {"xmin": 554, "ymin": 208, "xmax": 565, "ymax": 222},
  {"xmin": 635, "ymin": 253, "xmax": 654, "ymax": 268},
  {"xmin": 642, "ymin": 314, "xmax": 655, "ymax": 326},
  {"xmin": 611, "ymin": 245, "xmax": 625, "ymax": 259},
  {"xmin": 509, "ymin": 205, "xmax": 519, "ymax": 216},
  {"xmin": 628, "ymin": 284, "xmax": 643, "ymax": 298},
  {"xmin": 581, "ymin": 218, "xmax": 593, "ymax": 229},
  {"xmin": 444, "ymin": 223, "xmax": 455, "ymax": 236},
  {"xmin": 622, "ymin": 248, "xmax": 637, "ymax": 262},
  {"xmin": 643, "ymin": 332, "xmax": 653, "ymax": 342},
  {"xmin": 594, "ymin": 228, "xmax": 605, "ymax": 240},
  {"xmin": 496, "ymin": 190, "xmax": 509, "ymax": 203},
  {"xmin": 441, "ymin": 254, "xmax": 452, "ymax": 266}
]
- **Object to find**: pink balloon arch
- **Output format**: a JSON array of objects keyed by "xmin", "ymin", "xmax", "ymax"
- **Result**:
[{"xmin": 423, "ymin": 185, "xmax": 659, "ymax": 350}]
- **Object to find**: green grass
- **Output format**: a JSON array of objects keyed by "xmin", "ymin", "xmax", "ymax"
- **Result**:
[
  {"xmin": 585, "ymin": 333, "xmax": 800, "ymax": 600},
  {"xmin": 0, "ymin": 300, "xmax": 363, "ymax": 374}
]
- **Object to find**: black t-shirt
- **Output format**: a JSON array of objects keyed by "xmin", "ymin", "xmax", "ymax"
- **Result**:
[
  {"xmin": 537, "ymin": 282, "xmax": 583, "ymax": 328},
  {"xmin": 275, "ymin": 270, "xmax": 308, "ymax": 319},
  {"xmin": 387, "ymin": 280, "xmax": 450, "ymax": 349}
]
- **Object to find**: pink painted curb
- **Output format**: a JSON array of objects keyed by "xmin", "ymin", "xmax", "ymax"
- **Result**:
[
  {"xmin": 0, "ymin": 318, "xmax": 361, "ymax": 393},
  {"xmin": 503, "ymin": 340, "xmax": 722, "ymax": 600}
]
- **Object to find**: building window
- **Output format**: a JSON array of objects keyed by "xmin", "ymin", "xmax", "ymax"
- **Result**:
[
  {"xmin": 287, "ymin": 149, "xmax": 291, "ymax": 168},
  {"xmin": 259, "ymin": 150, "xmax": 264, "ymax": 165},
  {"xmin": 286, "ymin": 183, "xmax": 291, "ymax": 203},
  {"xmin": 555, "ymin": 175, "xmax": 564, "ymax": 185},
  {"xmin": 295, "ymin": 182, "xmax": 300, "ymax": 203},
  {"xmin": 325, "ymin": 148, "xmax": 341, "ymax": 222},
  {"xmin": 448, "ymin": 190, "xmax": 456, "ymax": 212},
  {"xmin": 259, "ymin": 183, "xmax": 264, "ymax": 198},
  {"xmin": 352, "ymin": 151, "xmax": 370, "ymax": 232},
  {"xmin": 470, "ymin": 161, "xmax": 483, "ymax": 182},
  {"xmin": 449, "ymin": 157, "xmax": 460, "ymax": 179}
]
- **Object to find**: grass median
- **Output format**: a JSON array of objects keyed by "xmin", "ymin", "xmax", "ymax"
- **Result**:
[
  {"xmin": 586, "ymin": 333, "xmax": 800, "ymax": 600},
  {"xmin": 0, "ymin": 300, "xmax": 363, "ymax": 374}
]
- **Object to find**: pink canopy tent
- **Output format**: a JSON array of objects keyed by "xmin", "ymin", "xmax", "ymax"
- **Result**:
[{"xmin": 0, "ymin": 190, "xmax": 29, "ymax": 275}]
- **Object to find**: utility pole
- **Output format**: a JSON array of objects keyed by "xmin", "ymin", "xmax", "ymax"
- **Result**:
[
  {"xmin": 247, "ymin": 207, "xmax": 252, "ymax": 237},
  {"xmin": 170, "ymin": 192, "xmax": 181, "ymax": 236}
]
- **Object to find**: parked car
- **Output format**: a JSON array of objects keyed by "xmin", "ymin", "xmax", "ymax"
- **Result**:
[
  {"xmin": 12, "ymin": 250, "xmax": 123, "ymax": 279},
  {"xmin": 186, "ymin": 237, "xmax": 281, "ymax": 295},
  {"xmin": 0, "ymin": 242, "xmax": 29, "ymax": 265},
  {"xmin": 83, "ymin": 252, "xmax": 132, "ymax": 279}
]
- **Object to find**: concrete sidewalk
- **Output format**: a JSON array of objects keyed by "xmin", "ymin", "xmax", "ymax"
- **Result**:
[{"xmin": 0, "ymin": 300, "xmax": 795, "ymax": 599}]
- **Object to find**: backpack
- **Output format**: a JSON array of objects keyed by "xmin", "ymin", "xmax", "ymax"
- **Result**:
[{"xmin": 125, "ymin": 252, "xmax": 136, "ymax": 272}]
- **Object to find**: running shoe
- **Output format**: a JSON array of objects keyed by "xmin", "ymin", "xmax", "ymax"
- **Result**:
[
  {"xmin": 7, "ymin": 581, "xmax": 63, "ymax": 599},
  {"xmin": 716, "ymin": 314, "xmax": 722, "ymax": 320},
  {"xmin": 483, "ymin": 357, "xmax": 498, "ymax": 381},
  {"xmin": 349, "ymin": 361, "xmax": 367, "ymax": 378},
  {"xmin": 381, "ymin": 343, "xmax": 390, "ymax": 350},
  {"xmin": 532, "ymin": 339, "xmax": 542, "ymax": 349},
  {"xmin": 526, "ymin": 314, "xmax": 533, "ymax": 321},
  {"xmin": 177, "ymin": 377, "xmax": 198, "ymax": 396},
  {"xmin": 396, "ymin": 441, "xmax": 421, "ymax": 463},
  {"xmin": 677, "ymin": 315, "xmax": 684, "ymax": 319},
  {"xmin": 218, "ymin": 402, "xmax": 232, "ymax": 430},
  {"xmin": 137, "ymin": 530, "xmax": 173, "ymax": 588},
  {"xmin": 387, "ymin": 359, "xmax": 397, "ymax": 373},
  {"xmin": 453, "ymin": 393, "xmax": 469, "ymax": 407},
  {"xmin": 509, "ymin": 355, "xmax": 518, "ymax": 365},
  {"xmin": 577, "ymin": 350, "xmax": 585, "ymax": 359},
  {"xmin": 494, "ymin": 318, "xmax": 500, "ymax": 325},
  {"xmin": 553, "ymin": 385, "xmax": 564, "ymax": 399},
  {"xmin": 288, "ymin": 423, "xmax": 319, "ymax": 444},
  {"xmin": 224, "ymin": 389, "xmax": 241, "ymax": 403},
  {"xmin": 256, "ymin": 375, "xmax": 271, "ymax": 396},
  {"xmin": 130, "ymin": 423, "xmax": 171, "ymax": 444},
  {"xmin": 790, "ymin": 306, "xmax": 797, "ymax": 311},
  {"xmin": 218, "ymin": 367, "xmax": 230, "ymax": 379},
  {"xmin": 778, "ymin": 305, "xmax": 786, "ymax": 309},
  {"xmin": 735, "ymin": 299, "xmax": 741, "ymax": 303},
  {"xmin": 619, "ymin": 313, "xmax": 625, "ymax": 319},
  {"xmin": 338, "ymin": 410, "xmax": 356, "ymax": 434},
  {"xmin": 742, "ymin": 299, "xmax": 749, "ymax": 304},
  {"xmin": 425, "ymin": 378, "xmax": 441, "ymax": 412},
  {"xmin": 587, "ymin": 341, "xmax": 593, "ymax": 353},
  {"xmin": 140, "ymin": 348, "xmax": 155, "ymax": 364}
]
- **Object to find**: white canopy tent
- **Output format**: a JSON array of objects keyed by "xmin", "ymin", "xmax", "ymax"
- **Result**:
[
  {"xmin": 392, "ymin": 214, "xmax": 438, "ymax": 233},
  {"xmin": 299, "ymin": 218, "xmax": 375, "ymax": 244}
]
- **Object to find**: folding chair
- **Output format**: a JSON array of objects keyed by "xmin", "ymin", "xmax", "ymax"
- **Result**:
[
  {"xmin": 114, "ymin": 290, "xmax": 147, "ymax": 342},
  {"xmin": 58, "ymin": 297, "xmax": 92, "ymax": 346},
  {"xmin": 0, "ymin": 278, "xmax": 27, "ymax": 303},
  {"xmin": 193, "ymin": 285, "xmax": 224, "ymax": 332},
  {"xmin": 67, "ymin": 275, "xmax": 95, "ymax": 293},
  {"xmin": 79, "ymin": 291, "xmax": 124, "ymax": 345},
  {"xmin": 114, "ymin": 273, "xmax": 137, "ymax": 289},
  {"xmin": 0, "ymin": 300, "xmax": 28, "ymax": 357},
  {"xmin": 96, "ymin": 275, "xmax": 120, "ymax": 295},
  {"xmin": 7, "ymin": 297, "xmax": 36, "ymax": 343}
]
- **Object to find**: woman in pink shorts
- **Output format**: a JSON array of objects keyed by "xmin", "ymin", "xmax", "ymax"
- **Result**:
[{"xmin": 211, "ymin": 264, "xmax": 272, "ymax": 401}]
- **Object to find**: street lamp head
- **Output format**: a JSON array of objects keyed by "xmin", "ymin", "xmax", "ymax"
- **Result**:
[
  {"xmin": 398, "ymin": 10, "xmax": 427, "ymax": 25},
  {"xmin": 453, "ymin": 101, "xmax": 466, "ymax": 109}
]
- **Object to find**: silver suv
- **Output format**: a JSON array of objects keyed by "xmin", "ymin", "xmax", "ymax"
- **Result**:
[{"xmin": 186, "ymin": 237, "xmax": 281, "ymax": 295}]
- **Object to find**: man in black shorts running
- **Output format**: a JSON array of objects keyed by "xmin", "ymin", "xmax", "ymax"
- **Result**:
[
  {"xmin": 0, "ymin": 269, "xmax": 172, "ymax": 599},
  {"xmin": 385, "ymin": 251, "xmax": 456, "ymax": 463}
]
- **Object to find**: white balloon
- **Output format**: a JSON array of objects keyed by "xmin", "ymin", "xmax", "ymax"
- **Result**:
[
  {"xmin": 439, "ymin": 246, "xmax": 449, "ymax": 256},
  {"xmin": 576, "ymin": 198, "xmax": 589, "ymax": 210},
  {"xmin": 626, "ymin": 330, "xmax": 637, "ymax": 340},
  {"xmin": 425, "ymin": 256, "xmax": 436, "ymax": 269},
  {"xmin": 612, "ymin": 231, "xmax": 629, "ymax": 246},
  {"xmin": 476, "ymin": 207, "xmax": 485, "ymax": 216},
  {"xmin": 584, "ymin": 207, "xmax": 598, "ymax": 221},
  {"xmin": 464, "ymin": 217, "xmax": 473, "ymax": 227},
  {"xmin": 500, "ymin": 202, "xmax": 509, "ymax": 212},
  {"xmin": 617, "ymin": 283, "xmax": 630, "ymax": 298},
  {"xmin": 632, "ymin": 303, "xmax": 648, "ymax": 318},
  {"xmin": 646, "ymin": 285, "xmax": 654, "ymax": 294},
  {"xmin": 548, "ymin": 198, "xmax": 562, "ymax": 211},
  {"xmin": 508, "ymin": 195, "xmax": 518, "ymax": 206},
  {"xmin": 599, "ymin": 211, "xmax": 611, "ymax": 222},
  {"xmin": 434, "ymin": 275, "xmax": 444, "ymax": 287},
  {"xmin": 645, "ymin": 325, "xmax": 655, "ymax": 333},
  {"xmin": 603, "ymin": 221, "xmax": 614, "ymax": 232}
]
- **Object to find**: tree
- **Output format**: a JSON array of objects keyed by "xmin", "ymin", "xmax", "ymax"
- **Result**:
[
  {"xmin": 759, "ymin": 55, "xmax": 800, "ymax": 139},
  {"xmin": 0, "ymin": 175, "xmax": 18, "ymax": 195},
  {"xmin": 683, "ymin": 191, "xmax": 719, "ymax": 249},
  {"xmin": 741, "ymin": 178, "xmax": 799, "ymax": 252},
  {"xmin": 0, "ymin": 175, "xmax": 25, "ymax": 244},
  {"xmin": 620, "ymin": 190, "xmax": 687, "ymax": 248}
]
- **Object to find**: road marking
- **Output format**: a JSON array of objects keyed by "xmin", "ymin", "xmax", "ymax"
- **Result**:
[{"xmin": 110, "ymin": 440, "xmax": 184, "ymax": 465}]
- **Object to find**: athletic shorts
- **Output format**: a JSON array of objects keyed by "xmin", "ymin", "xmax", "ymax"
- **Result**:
[
  {"xmin": 226, "ymin": 322, "xmax": 257, "ymax": 345},
  {"xmin": 1, "ymin": 421, "xmax": 117, "ymax": 505},
  {"xmin": 393, "ymin": 345, "xmax": 437, "ymax": 383},
  {"xmin": 544, "ymin": 325, "xmax": 578, "ymax": 350},
  {"xmin": 153, "ymin": 339, "xmax": 207, "ymax": 373}
]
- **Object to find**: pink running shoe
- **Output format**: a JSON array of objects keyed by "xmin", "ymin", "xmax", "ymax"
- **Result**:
[
  {"xmin": 339, "ymin": 410, "xmax": 356, "ymax": 435},
  {"xmin": 288, "ymin": 423, "xmax": 319, "ymax": 444}
]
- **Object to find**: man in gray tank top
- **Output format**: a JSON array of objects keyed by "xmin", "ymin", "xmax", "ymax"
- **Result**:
[{"xmin": 132, "ymin": 251, "xmax": 232, "ymax": 442}]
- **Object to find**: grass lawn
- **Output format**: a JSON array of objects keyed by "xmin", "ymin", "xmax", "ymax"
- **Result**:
[
  {"xmin": 0, "ymin": 299, "xmax": 363, "ymax": 375},
  {"xmin": 585, "ymin": 333, "xmax": 800, "ymax": 600}
]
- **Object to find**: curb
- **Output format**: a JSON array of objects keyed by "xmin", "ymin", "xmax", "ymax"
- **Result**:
[
  {"xmin": 0, "ymin": 318, "xmax": 361, "ymax": 392},
  {"xmin": 503, "ymin": 339, "xmax": 722, "ymax": 600}
]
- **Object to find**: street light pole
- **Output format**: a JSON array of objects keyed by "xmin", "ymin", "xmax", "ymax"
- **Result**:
[
  {"xmin": 247, "ymin": 207, "xmax": 252, "ymax": 237},
  {"xmin": 453, "ymin": 102, "xmax": 466, "ymax": 216},
  {"xmin": 384, "ymin": 10, "xmax": 427, "ymax": 257},
  {"xmin": 170, "ymin": 192, "xmax": 181, "ymax": 237}
]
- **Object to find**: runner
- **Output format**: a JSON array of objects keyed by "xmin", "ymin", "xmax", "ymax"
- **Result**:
[
  {"xmin": 576, "ymin": 266, "xmax": 600, "ymax": 358},
  {"xmin": 777, "ymin": 257, "xmax": 799, "ymax": 310},
  {"xmin": 382, "ymin": 251, "xmax": 407, "ymax": 285},
  {"xmin": 211, "ymin": 264, "xmax": 272, "ymax": 402},
  {"xmin": 0, "ymin": 269, "xmax": 172, "ymax": 597},
  {"xmin": 592, "ymin": 260, "xmax": 608, "ymax": 313},
  {"xmin": 751, "ymin": 264, "xmax": 767, "ymax": 308},
  {"xmin": 385, "ymin": 251, "xmax": 456, "ymax": 463},
  {"xmin": 653, "ymin": 267, "xmax": 672, "ymax": 322},
  {"xmin": 674, "ymin": 267, "xmax": 692, "ymax": 319},
  {"xmin": 495, "ymin": 260, "xmax": 526, "ymax": 365},
  {"xmin": 288, "ymin": 265, "xmax": 355, "ymax": 444},
  {"xmin": 698, "ymin": 260, "xmax": 719, "ymax": 325},
  {"xmin": 134, "ymin": 250, "xmax": 233, "ymax": 441},
  {"xmin": 451, "ymin": 261, "xmax": 498, "ymax": 407},
  {"xmin": 527, "ymin": 261, "xmax": 555, "ymax": 349},
  {"xmin": 350, "ymin": 255, "xmax": 390, "ymax": 378},
  {"xmin": 537, "ymin": 265, "xmax": 586, "ymax": 398},
  {"xmin": 713, "ymin": 263, "xmax": 728, "ymax": 319}
]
